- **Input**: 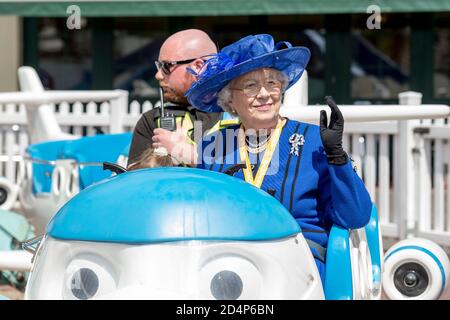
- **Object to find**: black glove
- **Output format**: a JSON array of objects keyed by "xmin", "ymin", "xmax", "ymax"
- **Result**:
[{"xmin": 320, "ymin": 96, "xmax": 349, "ymax": 165}]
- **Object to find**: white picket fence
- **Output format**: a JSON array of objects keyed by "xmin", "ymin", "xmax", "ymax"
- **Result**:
[
  {"xmin": 0, "ymin": 90, "xmax": 449, "ymax": 249},
  {"xmin": 0, "ymin": 90, "xmax": 154, "ymax": 184},
  {"xmin": 341, "ymin": 115, "xmax": 450, "ymax": 247}
]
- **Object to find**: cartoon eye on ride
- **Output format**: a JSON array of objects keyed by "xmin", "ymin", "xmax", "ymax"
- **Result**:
[
  {"xmin": 209, "ymin": 270, "xmax": 244, "ymax": 300},
  {"xmin": 63, "ymin": 255, "xmax": 117, "ymax": 300},
  {"xmin": 200, "ymin": 254, "xmax": 268, "ymax": 300}
]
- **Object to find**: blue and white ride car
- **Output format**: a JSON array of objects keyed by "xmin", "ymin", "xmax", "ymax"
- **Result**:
[{"xmin": 24, "ymin": 168, "xmax": 383, "ymax": 300}]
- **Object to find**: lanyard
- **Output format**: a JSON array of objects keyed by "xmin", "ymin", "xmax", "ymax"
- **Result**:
[{"xmin": 238, "ymin": 119, "xmax": 284, "ymax": 189}]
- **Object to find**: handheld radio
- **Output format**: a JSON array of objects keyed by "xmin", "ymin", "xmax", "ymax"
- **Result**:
[{"xmin": 159, "ymin": 87, "xmax": 176, "ymax": 131}]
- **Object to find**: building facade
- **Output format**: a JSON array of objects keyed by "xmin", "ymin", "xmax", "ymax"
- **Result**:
[{"xmin": 0, "ymin": 0, "xmax": 449, "ymax": 105}]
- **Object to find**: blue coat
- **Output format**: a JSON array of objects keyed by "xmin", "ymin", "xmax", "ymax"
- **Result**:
[{"xmin": 198, "ymin": 119, "xmax": 372, "ymax": 279}]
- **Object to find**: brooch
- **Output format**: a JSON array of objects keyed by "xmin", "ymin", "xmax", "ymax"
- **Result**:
[{"xmin": 289, "ymin": 133, "xmax": 305, "ymax": 156}]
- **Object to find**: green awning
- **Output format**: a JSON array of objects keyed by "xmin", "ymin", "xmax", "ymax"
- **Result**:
[{"xmin": 0, "ymin": 0, "xmax": 450, "ymax": 17}]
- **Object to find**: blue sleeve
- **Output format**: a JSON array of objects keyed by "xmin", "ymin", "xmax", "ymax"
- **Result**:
[{"xmin": 315, "ymin": 127, "xmax": 372, "ymax": 229}]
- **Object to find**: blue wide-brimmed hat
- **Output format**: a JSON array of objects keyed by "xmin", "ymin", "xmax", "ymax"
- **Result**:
[{"xmin": 185, "ymin": 34, "xmax": 311, "ymax": 113}]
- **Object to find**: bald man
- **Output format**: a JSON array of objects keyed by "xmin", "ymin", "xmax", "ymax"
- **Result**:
[{"xmin": 128, "ymin": 29, "xmax": 224, "ymax": 166}]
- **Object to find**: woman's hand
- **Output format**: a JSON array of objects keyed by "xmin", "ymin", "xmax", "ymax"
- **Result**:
[
  {"xmin": 152, "ymin": 123, "xmax": 197, "ymax": 165},
  {"xmin": 319, "ymin": 96, "xmax": 349, "ymax": 165}
]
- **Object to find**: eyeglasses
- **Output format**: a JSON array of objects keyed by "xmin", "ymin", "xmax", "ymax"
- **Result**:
[{"xmin": 229, "ymin": 80, "xmax": 282, "ymax": 97}]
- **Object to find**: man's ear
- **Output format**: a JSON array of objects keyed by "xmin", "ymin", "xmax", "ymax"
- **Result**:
[{"xmin": 190, "ymin": 59, "xmax": 204, "ymax": 75}]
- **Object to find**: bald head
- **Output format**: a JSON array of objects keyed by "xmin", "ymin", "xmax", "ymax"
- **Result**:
[
  {"xmin": 156, "ymin": 29, "xmax": 217, "ymax": 105},
  {"xmin": 159, "ymin": 29, "xmax": 217, "ymax": 60}
]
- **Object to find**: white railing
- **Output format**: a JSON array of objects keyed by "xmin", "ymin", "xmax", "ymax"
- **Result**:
[
  {"xmin": 0, "ymin": 91, "xmax": 154, "ymax": 185},
  {"xmin": 330, "ymin": 96, "xmax": 449, "ymax": 247},
  {"xmin": 0, "ymin": 89, "xmax": 449, "ymax": 249},
  {"xmin": 415, "ymin": 118, "xmax": 450, "ymax": 246},
  {"xmin": 342, "ymin": 119, "xmax": 450, "ymax": 247}
]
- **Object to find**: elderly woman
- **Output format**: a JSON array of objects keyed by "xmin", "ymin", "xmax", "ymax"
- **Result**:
[{"xmin": 159, "ymin": 34, "xmax": 372, "ymax": 283}]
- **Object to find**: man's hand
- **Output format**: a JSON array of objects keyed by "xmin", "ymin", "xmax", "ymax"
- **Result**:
[
  {"xmin": 152, "ymin": 123, "xmax": 197, "ymax": 165},
  {"xmin": 319, "ymin": 96, "xmax": 348, "ymax": 165}
]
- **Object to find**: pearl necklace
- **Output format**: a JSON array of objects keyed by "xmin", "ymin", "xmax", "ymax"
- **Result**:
[{"xmin": 245, "ymin": 133, "xmax": 271, "ymax": 154}]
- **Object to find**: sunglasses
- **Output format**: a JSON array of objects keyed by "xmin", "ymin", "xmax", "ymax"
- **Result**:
[
  {"xmin": 155, "ymin": 54, "xmax": 213, "ymax": 76},
  {"xmin": 154, "ymin": 58, "xmax": 197, "ymax": 76}
]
